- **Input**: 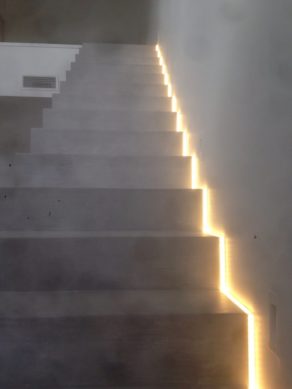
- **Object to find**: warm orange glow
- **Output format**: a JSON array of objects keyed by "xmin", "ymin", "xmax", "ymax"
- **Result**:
[
  {"xmin": 171, "ymin": 94, "xmax": 178, "ymax": 113},
  {"xmin": 182, "ymin": 131, "xmax": 189, "ymax": 156},
  {"xmin": 176, "ymin": 110, "xmax": 183, "ymax": 132},
  {"xmin": 156, "ymin": 43, "xmax": 258, "ymax": 389},
  {"xmin": 191, "ymin": 154, "xmax": 199, "ymax": 189}
]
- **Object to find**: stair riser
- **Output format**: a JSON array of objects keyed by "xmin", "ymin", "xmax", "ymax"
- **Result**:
[
  {"xmin": 80, "ymin": 43, "xmax": 156, "ymax": 56},
  {"xmin": 0, "ymin": 156, "xmax": 191, "ymax": 189},
  {"xmin": 76, "ymin": 55, "xmax": 159, "ymax": 66},
  {"xmin": 76, "ymin": 45, "xmax": 158, "ymax": 63},
  {"xmin": 63, "ymin": 72, "xmax": 164, "ymax": 89},
  {"xmin": 60, "ymin": 81, "xmax": 168, "ymax": 98},
  {"xmin": 59, "ymin": 84, "xmax": 168, "ymax": 98},
  {"xmin": 0, "ymin": 236, "xmax": 219, "ymax": 290},
  {"xmin": 69, "ymin": 62, "xmax": 162, "ymax": 75},
  {"xmin": 0, "ymin": 316, "xmax": 247, "ymax": 387},
  {"xmin": 52, "ymin": 96, "xmax": 171, "ymax": 112},
  {"xmin": 42, "ymin": 110, "xmax": 177, "ymax": 132},
  {"xmin": 30, "ymin": 130, "xmax": 182, "ymax": 156},
  {"xmin": 0, "ymin": 188, "xmax": 202, "ymax": 232}
]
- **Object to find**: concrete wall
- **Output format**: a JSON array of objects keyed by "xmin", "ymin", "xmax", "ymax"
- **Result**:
[
  {"xmin": 0, "ymin": 97, "xmax": 50, "ymax": 152},
  {"xmin": 0, "ymin": 0, "xmax": 157, "ymax": 44},
  {"xmin": 0, "ymin": 43, "xmax": 80, "ymax": 97},
  {"xmin": 155, "ymin": 0, "xmax": 292, "ymax": 387}
]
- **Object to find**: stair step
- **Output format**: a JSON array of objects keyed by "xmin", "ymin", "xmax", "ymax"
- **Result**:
[
  {"xmin": 59, "ymin": 83, "xmax": 168, "ymax": 98},
  {"xmin": 0, "ymin": 155, "xmax": 191, "ymax": 188},
  {"xmin": 69, "ymin": 62, "xmax": 162, "ymax": 75},
  {"xmin": 66, "ymin": 64, "xmax": 162, "ymax": 84},
  {"xmin": 0, "ymin": 234, "xmax": 219, "ymax": 290},
  {"xmin": 81, "ymin": 43, "xmax": 156, "ymax": 55},
  {"xmin": 0, "ymin": 291, "xmax": 247, "ymax": 387},
  {"xmin": 52, "ymin": 95, "xmax": 171, "ymax": 112},
  {"xmin": 0, "ymin": 290, "xmax": 244, "ymax": 317},
  {"xmin": 63, "ymin": 71, "xmax": 164, "ymax": 89},
  {"xmin": 30, "ymin": 130, "xmax": 182, "ymax": 156},
  {"xmin": 0, "ymin": 188, "xmax": 202, "ymax": 231},
  {"xmin": 78, "ymin": 53, "xmax": 159, "ymax": 66},
  {"xmin": 76, "ymin": 55, "xmax": 159, "ymax": 66},
  {"xmin": 43, "ymin": 109, "xmax": 176, "ymax": 131},
  {"xmin": 77, "ymin": 44, "xmax": 158, "ymax": 65}
]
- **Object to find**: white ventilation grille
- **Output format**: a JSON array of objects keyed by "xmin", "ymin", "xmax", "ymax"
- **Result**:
[{"xmin": 23, "ymin": 76, "xmax": 57, "ymax": 89}]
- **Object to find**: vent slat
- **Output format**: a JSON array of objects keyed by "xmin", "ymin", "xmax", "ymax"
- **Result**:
[{"xmin": 23, "ymin": 76, "xmax": 57, "ymax": 89}]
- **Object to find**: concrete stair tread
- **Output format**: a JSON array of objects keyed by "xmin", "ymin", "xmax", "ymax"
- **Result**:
[
  {"xmin": 0, "ymin": 290, "xmax": 244, "ymax": 318},
  {"xmin": 81, "ymin": 43, "xmax": 155, "ymax": 50},
  {"xmin": 52, "ymin": 96, "xmax": 171, "ymax": 112},
  {"xmin": 13, "ymin": 153, "xmax": 187, "ymax": 161},
  {"xmin": 0, "ymin": 382, "xmax": 245, "ymax": 388},
  {"xmin": 31, "ymin": 129, "xmax": 181, "ymax": 156},
  {"xmin": 61, "ymin": 76, "xmax": 164, "ymax": 88},
  {"xmin": 59, "ymin": 84, "xmax": 167, "ymax": 96},
  {"xmin": 0, "ymin": 233, "xmax": 219, "ymax": 290},
  {"xmin": 69, "ymin": 63, "xmax": 162, "ymax": 73},
  {"xmin": 32, "ymin": 129, "xmax": 176, "ymax": 134},
  {"xmin": 43, "ymin": 109, "xmax": 176, "ymax": 131},
  {"xmin": 74, "ymin": 56, "xmax": 158, "ymax": 64},
  {"xmin": 44, "ymin": 108, "xmax": 175, "ymax": 115},
  {"xmin": 0, "ymin": 230, "xmax": 214, "ymax": 238},
  {"xmin": 52, "ymin": 95, "xmax": 170, "ymax": 104},
  {"xmin": 0, "ymin": 154, "xmax": 191, "ymax": 189},
  {"xmin": 0, "ymin": 188, "xmax": 202, "ymax": 232},
  {"xmin": 26, "ymin": 387, "xmax": 245, "ymax": 389}
]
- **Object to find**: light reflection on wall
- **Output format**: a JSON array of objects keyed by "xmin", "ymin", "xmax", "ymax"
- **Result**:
[{"xmin": 156, "ymin": 43, "xmax": 259, "ymax": 389}]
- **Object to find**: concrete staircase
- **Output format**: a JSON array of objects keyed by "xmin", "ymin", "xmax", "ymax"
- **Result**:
[{"xmin": 0, "ymin": 44, "xmax": 248, "ymax": 388}]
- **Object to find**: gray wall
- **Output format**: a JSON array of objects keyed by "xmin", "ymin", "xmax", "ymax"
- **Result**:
[
  {"xmin": 155, "ymin": 0, "xmax": 292, "ymax": 387},
  {"xmin": 0, "ymin": 97, "xmax": 51, "ymax": 152},
  {"xmin": 0, "ymin": 0, "xmax": 157, "ymax": 44}
]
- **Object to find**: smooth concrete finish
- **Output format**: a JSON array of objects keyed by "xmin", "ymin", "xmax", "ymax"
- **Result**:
[
  {"xmin": 43, "ymin": 109, "xmax": 176, "ymax": 131},
  {"xmin": 59, "ymin": 83, "xmax": 168, "ymax": 97},
  {"xmin": 0, "ymin": 43, "xmax": 248, "ymax": 388},
  {"xmin": 0, "ymin": 291, "xmax": 247, "ymax": 387},
  {"xmin": 79, "ymin": 43, "xmax": 158, "ymax": 60},
  {"xmin": 52, "ymin": 95, "xmax": 172, "ymax": 112},
  {"xmin": 60, "ymin": 79, "xmax": 166, "ymax": 97},
  {"xmin": 70, "ymin": 62, "xmax": 162, "ymax": 76},
  {"xmin": 0, "ymin": 154, "xmax": 191, "ymax": 188},
  {"xmin": 31, "ymin": 130, "xmax": 183, "ymax": 155},
  {"xmin": 0, "ymin": 235, "xmax": 219, "ymax": 290},
  {"xmin": 0, "ymin": 188, "xmax": 203, "ymax": 231},
  {"xmin": 0, "ymin": 290, "xmax": 243, "ymax": 317},
  {"xmin": 63, "ymin": 70, "xmax": 164, "ymax": 87}
]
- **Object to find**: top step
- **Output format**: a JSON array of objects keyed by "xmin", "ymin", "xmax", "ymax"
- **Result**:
[
  {"xmin": 81, "ymin": 43, "xmax": 156, "ymax": 56},
  {"xmin": 77, "ymin": 43, "xmax": 158, "ymax": 65}
]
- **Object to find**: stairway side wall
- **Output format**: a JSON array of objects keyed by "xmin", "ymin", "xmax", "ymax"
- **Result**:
[{"xmin": 154, "ymin": 0, "xmax": 292, "ymax": 388}]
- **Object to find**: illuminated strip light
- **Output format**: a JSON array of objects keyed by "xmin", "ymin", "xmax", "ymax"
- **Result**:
[{"xmin": 155, "ymin": 44, "xmax": 258, "ymax": 389}]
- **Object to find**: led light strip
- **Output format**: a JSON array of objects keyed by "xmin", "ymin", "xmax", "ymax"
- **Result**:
[{"xmin": 156, "ymin": 44, "xmax": 257, "ymax": 389}]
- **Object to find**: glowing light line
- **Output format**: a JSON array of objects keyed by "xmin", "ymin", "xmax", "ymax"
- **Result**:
[{"xmin": 155, "ymin": 43, "xmax": 258, "ymax": 389}]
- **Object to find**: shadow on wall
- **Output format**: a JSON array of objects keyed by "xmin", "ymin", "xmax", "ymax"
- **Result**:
[
  {"xmin": 2, "ymin": 0, "xmax": 157, "ymax": 44},
  {"xmin": 0, "ymin": 97, "xmax": 51, "ymax": 153}
]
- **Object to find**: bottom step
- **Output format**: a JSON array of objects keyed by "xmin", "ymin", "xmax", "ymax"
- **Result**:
[{"xmin": 0, "ymin": 291, "xmax": 248, "ymax": 388}]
